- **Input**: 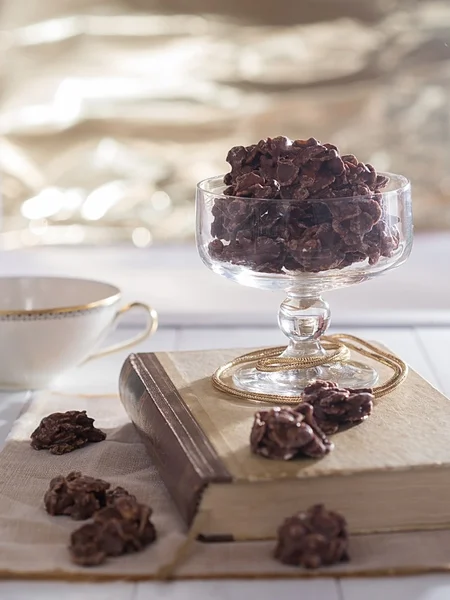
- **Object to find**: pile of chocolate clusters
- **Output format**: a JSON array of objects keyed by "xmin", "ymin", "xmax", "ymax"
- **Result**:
[
  {"xmin": 44, "ymin": 471, "xmax": 156, "ymax": 566},
  {"xmin": 31, "ymin": 405, "xmax": 353, "ymax": 571},
  {"xmin": 251, "ymin": 380, "xmax": 374, "ymax": 460},
  {"xmin": 250, "ymin": 380, "xmax": 372, "ymax": 568},
  {"xmin": 208, "ymin": 137, "xmax": 399, "ymax": 273},
  {"xmin": 31, "ymin": 412, "xmax": 156, "ymax": 566}
]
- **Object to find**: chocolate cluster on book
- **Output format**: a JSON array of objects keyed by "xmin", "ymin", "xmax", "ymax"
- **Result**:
[
  {"xmin": 208, "ymin": 136, "xmax": 399, "ymax": 273},
  {"xmin": 303, "ymin": 380, "xmax": 374, "ymax": 435},
  {"xmin": 250, "ymin": 403, "xmax": 333, "ymax": 460},
  {"xmin": 275, "ymin": 504, "xmax": 349, "ymax": 569},
  {"xmin": 250, "ymin": 380, "xmax": 375, "ymax": 460},
  {"xmin": 31, "ymin": 410, "xmax": 106, "ymax": 455}
]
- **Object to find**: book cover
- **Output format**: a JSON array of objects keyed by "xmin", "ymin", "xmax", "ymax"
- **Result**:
[{"xmin": 119, "ymin": 347, "xmax": 450, "ymax": 540}]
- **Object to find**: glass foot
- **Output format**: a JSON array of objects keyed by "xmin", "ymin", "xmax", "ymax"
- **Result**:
[{"xmin": 232, "ymin": 360, "xmax": 379, "ymax": 397}]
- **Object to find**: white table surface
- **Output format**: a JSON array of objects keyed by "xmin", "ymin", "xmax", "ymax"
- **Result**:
[
  {"xmin": 1, "ymin": 322, "xmax": 450, "ymax": 600},
  {"xmin": 1, "ymin": 239, "xmax": 450, "ymax": 599},
  {"xmin": 0, "ymin": 233, "xmax": 449, "ymax": 327}
]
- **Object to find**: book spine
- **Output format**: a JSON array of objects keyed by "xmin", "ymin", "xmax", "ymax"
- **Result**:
[{"xmin": 119, "ymin": 353, "xmax": 232, "ymax": 527}]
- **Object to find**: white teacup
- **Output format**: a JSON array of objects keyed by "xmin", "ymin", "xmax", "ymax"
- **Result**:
[{"xmin": 0, "ymin": 276, "xmax": 158, "ymax": 390}]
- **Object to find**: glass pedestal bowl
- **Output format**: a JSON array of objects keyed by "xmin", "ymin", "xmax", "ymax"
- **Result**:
[{"xmin": 196, "ymin": 174, "xmax": 413, "ymax": 396}]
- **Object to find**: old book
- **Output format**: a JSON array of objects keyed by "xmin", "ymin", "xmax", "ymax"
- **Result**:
[{"xmin": 119, "ymin": 347, "xmax": 450, "ymax": 541}]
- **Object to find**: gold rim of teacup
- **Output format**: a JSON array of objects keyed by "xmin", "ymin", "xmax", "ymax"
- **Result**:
[{"xmin": 0, "ymin": 277, "xmax": 121, "ymax": 316}]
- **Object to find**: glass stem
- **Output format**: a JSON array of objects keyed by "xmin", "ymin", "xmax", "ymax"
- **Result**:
[{"xmin": 278, "ymin": 295, "xmax": 330, "ymax": 358}]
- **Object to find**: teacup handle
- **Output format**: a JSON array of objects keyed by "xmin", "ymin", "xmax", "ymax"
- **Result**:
[{"xmin": 87, "ymin": 302, "xmax": 158, "ymax": 361}]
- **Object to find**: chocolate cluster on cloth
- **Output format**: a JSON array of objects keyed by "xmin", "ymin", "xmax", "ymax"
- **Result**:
[
  {"xmin": 31, "ymin": 410, "xmax": 106, "ymax": 455},
  {"xmin": 70, "ymin": 495, "xmax": 157, "ymax": 567},
  {"xmin": 275, "ymin": 504, "xmax": 349, "ymax": 569},
  {"xmin": 209, "ymin": 137, "xmax": 399, "ymax": 273},
  {"xmin": 303, "ymin": 380, "xmax": 374, "ymax": 435},
  {"xmin": 43, "ymin": 471, "xmax": 156, "ymax": 566},
  {"xmin": 44, "ymin": 471, "xmax": 134, "ymax": 520},
  {"xmin": 250, "ymin": 403, "xmax": 333, "ymax": 460}
]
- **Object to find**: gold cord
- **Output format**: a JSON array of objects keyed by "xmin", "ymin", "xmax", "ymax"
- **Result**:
[
  {"xmin": 212, "ymin": 333, "xmax": 408, "ymax": 404},
  {"xmin": 255, "ymin": 339, "xmax": 351, "ymax": 371}
]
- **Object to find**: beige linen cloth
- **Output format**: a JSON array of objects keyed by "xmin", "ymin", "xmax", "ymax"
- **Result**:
[{"xmin": 1, "ymin": 391, "xmax": 450, "ymax": 581}]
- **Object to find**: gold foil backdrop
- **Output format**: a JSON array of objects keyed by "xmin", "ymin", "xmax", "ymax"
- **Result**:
[{"xmin": 0, "ymin": 0, "xmax": 449, "ymax": 248}]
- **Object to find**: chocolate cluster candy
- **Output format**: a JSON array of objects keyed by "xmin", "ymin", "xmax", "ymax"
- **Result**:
[
  {"xmin": 250, "ymin": 403, "xmax": 333, "ymax": 460},
  {"xmin": 70, "ymin": 495, "xmax": 156, "ymax": 567},
  {"xmin": 105, "ymin": 486, "xmax": 136, "ymax": 506},
  {"xmin": 303, "ymin": 380, "xmax": 374, "ymax": 435},
  {"xmin": 44, "ymin": 471, "xmax": 134, "ymax": 520},
  {"xmin": 208, "ymin": 137, "xmax": 399, "ymax": 273},
  {"xmin": 43, "ymin": 471, "xmax": 156, "ymax": 566},
  {"xmin": 275, "ymin": 504, "xmax": 349, "ymax": 569},
  {"xmin": 31, "ymin": 410, "xmax": 106, "ymax": 455}
]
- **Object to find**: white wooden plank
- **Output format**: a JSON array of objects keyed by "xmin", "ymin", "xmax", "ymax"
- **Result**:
[
  {"xmin": 0, "ymin": 391, "xmax": 31, "ymax": 450},
  {"xmin": 103, "ymin": 325, "xmax": 179, "ymax": 352},
  {"xmin": 341, "ymin": 575, "xmax": 450, "ymax": 600},
  {"xmin": 4, "ymin": 236, "xmax": 450, "ymax": 327},
  {"xmin": 0, "ymin": 582, "xmax": 135, "ymax": 600},
  {"xmin": 338, "ymin": 327, "xmax": 439, "ymax": 389},
  {"xmin": 0, "ymin": 328, "xmax": 178, "ymax": 444},
  {"xmin": 176, "ymin": 327, "xmax": 286, "ymax": 351},
  {"xmin": 51, "ymin": 326, "xmax": 178, "ymax": 395},
  {"xmin": 415, "ymin": 328, "xmax": 450, "ymax": 397},
  {"xmin": 136, "ymin": 579, "xmax": 339, "ymax": 600}
]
